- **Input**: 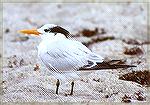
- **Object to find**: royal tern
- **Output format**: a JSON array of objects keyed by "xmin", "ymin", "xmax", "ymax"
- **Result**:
[{"xmin": 19, "ymin": 24, "xmax": 136, "ymax": 95}]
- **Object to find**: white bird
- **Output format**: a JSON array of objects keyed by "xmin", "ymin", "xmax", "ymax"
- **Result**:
[{"xmin": 19, "ymin": 24, "xmax": 136, "ymax": 95}]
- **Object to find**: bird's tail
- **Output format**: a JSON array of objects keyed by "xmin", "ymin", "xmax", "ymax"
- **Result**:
[{"xmin": 78, "ymin": 60, "xmax": 136, "ymax": 71}]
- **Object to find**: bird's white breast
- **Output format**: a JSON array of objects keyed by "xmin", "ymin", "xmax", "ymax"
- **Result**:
[
  {"xmin": 38, "ymin": 33, "xmax": 66, "ymax": 56},
  {"xmin": 38, "ymin": 40, "xmax": 48, "ymax": 57}
]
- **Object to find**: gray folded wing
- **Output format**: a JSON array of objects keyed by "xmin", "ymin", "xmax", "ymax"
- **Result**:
[{"xmin": 39, "ymin": 39, "xmax": 104, "ymax": 73}]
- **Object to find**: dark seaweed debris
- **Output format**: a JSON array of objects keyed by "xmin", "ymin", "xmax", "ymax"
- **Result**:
[
  {"xmin": 123, "ymin": 39, "xmax": 141, "ymax": 45},
  {"xmin": 122, "ymin": 91, "xmax": 146, "ymax": 102},
  {"xmin": 83, "ymin": 36, "xmax": 115, "ymax": 47},
  {"xmin": 122, "ymin": 94, "xmax": 131, "ymax": 103},
  {"xmin": 133, "ymin": 91, "xmax": 146, "ymax": 101},
  {"xmin": 123, "ymin": 47, "xmax": 143, "ymax": 55},
  {"xmin": 79, "ymin": 27, "xmax": 106, "ymax": 37},
  {"xmin": 122, "ymin": 39, "xmax": 150, "ymax": 45},
  {"xmin": 119, "ymin": 70, "xmax": 150, "ymax": 87},
  {"xmin": 34, "ymin": 64, "xmax": 40, "ymax": 71},
  {"xmin": 79, "ymin": 28, "xmax": 98, "ymax": 37}
]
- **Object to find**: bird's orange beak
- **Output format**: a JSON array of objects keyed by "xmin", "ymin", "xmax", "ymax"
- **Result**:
[{"xmin": 18, "ymin": 28, "xmax": 41, "ymax": 36}]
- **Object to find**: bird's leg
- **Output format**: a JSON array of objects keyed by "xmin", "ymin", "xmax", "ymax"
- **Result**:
[
  {"xmin": 56, "ymin": 79, "xmax": 60, "ymax": 95},
  {"xmin": 70, "ymin": 81, "xmax": 74, "ymax": 95}
]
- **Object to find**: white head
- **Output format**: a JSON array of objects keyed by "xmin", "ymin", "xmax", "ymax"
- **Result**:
[
  {"xmin": 19, "ymin": 24, "xmax": 70, "ymax": 39},
  {"xmin": 37, "ymin": 24, "xmax": 57, "ymax": 34}
]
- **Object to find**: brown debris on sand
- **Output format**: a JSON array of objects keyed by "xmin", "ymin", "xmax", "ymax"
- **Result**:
[
  {"xmin": 123, "ymin": 47, "xmax": 143, "ymax": 55},
  {"xmin": 79, "ymin": 28, "xmax": 99, "ymax": 37},
  {"xmin": 82, "ymin": 36, "xmax": 115, "ymax": 47},
  {"xmin": 7, "ymin": 55, "xmax": 26, "ymax": 68},
  {"xmin": 119, "ymin": 70, "xmax": 150, "ymax": 87},
  {"xmin": 34, "ymin": 64, "xmax": 40, "ymax": 71},
  {"xmin": 122, "ymin": 94, "xmax": 131, "ymax": 103},
  {"xmin": 122, "ymin": 38, "xmax": 150, "ymax": 45},
  {"xmin": 133, "ymin": 91, "xmax": 146, "ymax": 101},
  {"xmin": 78, "ymin": 27, "xmax": 106, "ymax": 37}
]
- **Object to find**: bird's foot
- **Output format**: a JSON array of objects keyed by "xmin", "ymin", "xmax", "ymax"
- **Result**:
[
  {"xmin": 64, "ymin": 81, "xmax": 74, "ymax": 96},
  {"xmin": 56, "ymin": 79, "xmax": 60, "ymax": 95},
  {"xmin": 70, "ymin": 81, "xmax": 74, "ymax": 95},
  {"xmin": 64, "ymin": 93, "xmax": 73, "ymax": 96}
]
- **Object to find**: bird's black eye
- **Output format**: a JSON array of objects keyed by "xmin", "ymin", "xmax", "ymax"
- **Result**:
[{"xmin": 44, "ymin": 29, "xmax": 49, "ymax": 32}]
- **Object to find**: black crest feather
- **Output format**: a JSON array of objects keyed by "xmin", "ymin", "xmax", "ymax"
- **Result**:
[{"xmin": 50, "ymin": 26, "xmax": 70, "ymax": 38}]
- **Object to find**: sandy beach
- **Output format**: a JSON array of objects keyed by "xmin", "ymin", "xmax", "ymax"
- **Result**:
[{"xmin": 2, "ymin": 3, "xmax": 150, "ymax": 103}]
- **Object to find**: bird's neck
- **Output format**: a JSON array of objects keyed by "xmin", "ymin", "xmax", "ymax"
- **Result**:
[
  {"xmin": 41, "ymin": 33, "xmax": 67, "ymax": 42},
  {"xmin": 55, "ymin": 33, "xmax": 67, "ymax": 39}
]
